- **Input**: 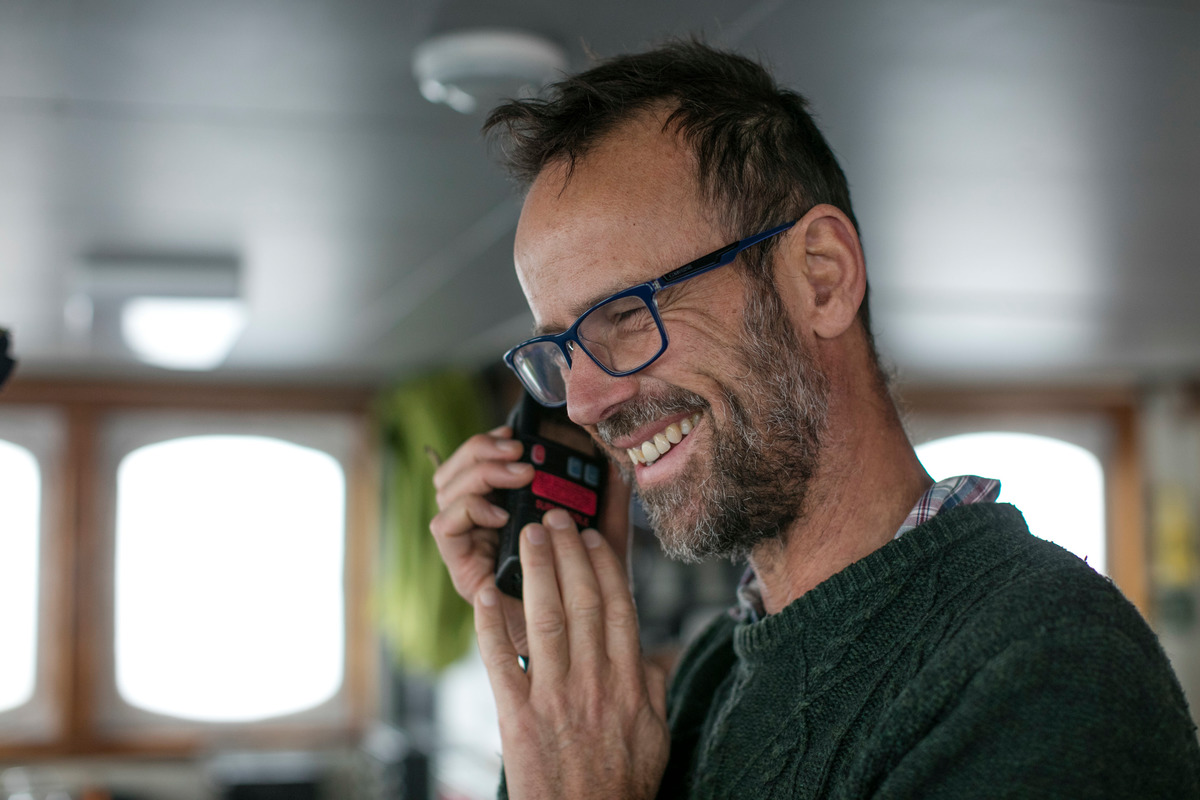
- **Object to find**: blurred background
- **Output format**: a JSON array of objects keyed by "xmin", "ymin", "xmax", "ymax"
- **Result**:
[{"xmin": 0, "ymin": 0, "xmax": 1198, "ymax": 797}]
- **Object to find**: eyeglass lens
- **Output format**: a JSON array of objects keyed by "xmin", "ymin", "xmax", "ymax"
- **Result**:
[
  {"xmin": 514, "ymin": 294, "xmax": 666, "ymax": 404},
  {"xmin": 576, "ymin": 294, "xmax": 664, "ymax": 373},
  {"xmin": 511, "ymin": 340, "xmax": 569, "ymax": 406}
]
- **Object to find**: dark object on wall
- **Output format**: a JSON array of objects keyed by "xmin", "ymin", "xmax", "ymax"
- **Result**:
[{"xmin": 0, "ymin": 328, "xmax": 15, "ymax": 390}]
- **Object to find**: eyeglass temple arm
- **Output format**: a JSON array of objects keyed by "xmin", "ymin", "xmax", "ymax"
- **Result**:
[{"xmin": 652, "ymin": 221, "xmax": 797, "ymax": 290}]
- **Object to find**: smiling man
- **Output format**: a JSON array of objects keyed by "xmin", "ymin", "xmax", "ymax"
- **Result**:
[{"xmin": 430, "ymin": 42, "xmax": 1199, "ymax": 799}]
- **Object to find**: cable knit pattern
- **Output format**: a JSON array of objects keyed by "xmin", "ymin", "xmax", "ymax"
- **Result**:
[{"xmin": 657, "ymin": 503, "xmax": 1200, "ymax": 799}]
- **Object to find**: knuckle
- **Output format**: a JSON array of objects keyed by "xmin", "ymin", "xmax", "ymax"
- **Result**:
[
  {"xmin": 430, "ymin": 506, "xmax": 465, "ymax": 538},
  {"xmin": 566, "ymin": 590, "xmax": 603, "ymax": 619},
  {"xmin": 468, "ymin": 432, "xmax": 497, "ymax": 452},
  {"xmin": 463, "ymin": 495, "xmax": 487, "ymax": 520},
  {"xmin": 480, "ymin": 644, "xmax": 515, "ymax": 672},
  {"xmin": 529, "ymin": 611, "xmax": 566, "ymax": 639},
  {"xmin": 605, "ymin": 602, "xmax": 639, "ymax": 632}
]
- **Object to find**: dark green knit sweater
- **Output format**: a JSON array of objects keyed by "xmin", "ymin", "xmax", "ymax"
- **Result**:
[{"xmin": 658, "ymin": 503, "xmax": 1200, "ymax": 799}]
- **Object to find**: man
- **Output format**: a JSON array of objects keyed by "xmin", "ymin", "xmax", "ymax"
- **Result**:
[{"xmin": 430, "ymin": 42, "xmax": 1200, "ymax": 798}]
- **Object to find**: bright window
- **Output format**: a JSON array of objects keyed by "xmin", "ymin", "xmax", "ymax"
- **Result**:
[
  {"xmin": 916, "ymin": 432, "xmax": 1106, "ymax": 574},
  {"xmin": 0, "ymin": 439, "xmax": 41, "ymax": 713},
  {"xmin": 114, "ymin": 435, "xmax": 346, "ymax": 722}
]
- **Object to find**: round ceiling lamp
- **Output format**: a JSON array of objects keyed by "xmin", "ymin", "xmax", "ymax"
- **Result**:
[{"xmin": 412, "ymin": 29, "xmax": 568, "ymax": 114}]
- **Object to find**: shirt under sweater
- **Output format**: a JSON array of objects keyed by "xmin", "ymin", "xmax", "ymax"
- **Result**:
[{"xmin": 660, "ymin": 503, "xmax": 1200, "ymax": 798}]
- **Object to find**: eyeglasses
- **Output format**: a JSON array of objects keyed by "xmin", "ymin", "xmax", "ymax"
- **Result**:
[{"xmin": 503, "ymin": 220, "xmax": 798, "ymax": 407}]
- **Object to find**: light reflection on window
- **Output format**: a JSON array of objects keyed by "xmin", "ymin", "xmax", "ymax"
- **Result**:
[
  {"xmin": 916, "ymin": 432, "xmax": 1106, "ymax": 574},
  {"xmin": 114, "ymin": 435, "xmax": 346, "ymax": 722},
  {"xmin": 0, "ymin": 439, "xmax": 41, "ymax": 713}
]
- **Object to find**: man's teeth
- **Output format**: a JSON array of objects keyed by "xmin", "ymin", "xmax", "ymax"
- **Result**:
[{"xmin": 627, "ymin": 413, "xmax": 702, "ymax": 466}]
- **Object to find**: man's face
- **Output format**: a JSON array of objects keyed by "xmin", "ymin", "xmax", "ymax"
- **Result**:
[{"xmin": 513, "ymin": 113, "xmax": 829, "ymax": 561}]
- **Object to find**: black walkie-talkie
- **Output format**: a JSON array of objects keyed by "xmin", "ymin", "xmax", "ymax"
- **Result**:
[{"xmin": 493, "ymin": 391, "xmax": 607, "ymax": 599}]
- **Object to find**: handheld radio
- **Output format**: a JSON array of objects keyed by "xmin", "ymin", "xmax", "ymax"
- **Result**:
[{"xmin": 493, "ymin": 391, "xmax": 607, "ymax": 599}]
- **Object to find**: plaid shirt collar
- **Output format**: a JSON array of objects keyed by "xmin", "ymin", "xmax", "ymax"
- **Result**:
[{"xmin": 734, "ymin": 475, "xmax": 1001, "ymax": 622}]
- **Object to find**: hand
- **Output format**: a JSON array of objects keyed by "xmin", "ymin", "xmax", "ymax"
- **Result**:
[
  {"xmin": 430, "ymin": 425, "xmax": 633, "ymax": 657},
  {"xmin": 474, "ymin": 508, "xmax": 669, "ymax": 800}
]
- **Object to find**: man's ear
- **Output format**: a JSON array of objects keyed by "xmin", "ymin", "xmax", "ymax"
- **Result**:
[{"xmin": 774, "ymin": 204, "xmax": 866, "ymax": 340}]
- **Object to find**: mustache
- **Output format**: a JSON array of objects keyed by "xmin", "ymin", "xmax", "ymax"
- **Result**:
[{"xmin": 595, "ymin": 386, "xmax": 709, "ymax": 444}]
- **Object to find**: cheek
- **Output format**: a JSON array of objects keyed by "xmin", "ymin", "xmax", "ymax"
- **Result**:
[
  {"xmin": 649, "ymin": 322, "xmax": 749, "ymax": 409},
  {"xmin": 663, "ymin": 294, "xmax": 749, "ymax": 368},
  {"xmin": 659, "ymin": 300, "xmax": 748, "ymax": 365},
  {"xmin": 650, "ymin": 277, "xmax": 756, "ymax": 403}
]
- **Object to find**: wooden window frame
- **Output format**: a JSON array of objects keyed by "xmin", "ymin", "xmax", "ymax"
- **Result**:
[
  {"xmin": 0, "ymin": 378, "xmax": 378, "ymax": 759},
  {"xmin": 898, "ymin": 384, "xmax": 1149, "ymax": 618}
]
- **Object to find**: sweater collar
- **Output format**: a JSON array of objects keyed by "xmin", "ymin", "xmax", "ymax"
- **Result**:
[
  {"xmin": 731, "ymin": 502, "xmax": 1028, "ymax": 661},
  {"xmin": 733, "ymin": 475, "xmax": 1000, "ymax": 623}
]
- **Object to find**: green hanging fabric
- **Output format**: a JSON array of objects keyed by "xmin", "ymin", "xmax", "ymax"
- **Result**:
[{"xmin": 376, "ymin": 370, "xmax": 494, "ymax": 674}]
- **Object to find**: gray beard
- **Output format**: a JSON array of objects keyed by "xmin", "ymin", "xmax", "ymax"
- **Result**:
[{"xmin": 597, "ymin": 280, "xmax": 830, "ymax": 563}]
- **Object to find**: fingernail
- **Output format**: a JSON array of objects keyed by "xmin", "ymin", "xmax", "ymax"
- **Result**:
[
  {"xmin": 582, "ymin": 529, "xmax": 603, "ymax": 549},
  {"xmin": 525, "ymin": 525, "xmax": 546, "ymax": 545},
  {"xmin": 506, "ymin": 462, "xmax": 530, "ymax": 474},
  {"xmin": 498, "ymin": 439, "xmax": 522, "ymax": 454},
  {"xmin": 491, "ymin": 505, "xmax": 510, "ymax": 522},
  {"xmin": 478, "ymin": 587, "xmax": 498, "ymax": 607},
  {"xmin": 546, "ymin": 508, "xmax": 571, "ymax": 530}
]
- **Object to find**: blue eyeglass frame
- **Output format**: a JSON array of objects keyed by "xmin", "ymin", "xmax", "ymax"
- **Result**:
[{"xmin": 503, "ymin": 220, "xmax": 798, "ymax": 406}]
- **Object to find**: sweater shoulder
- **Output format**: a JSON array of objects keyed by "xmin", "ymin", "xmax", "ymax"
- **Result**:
[
  {"xmin": 901, "ymin": 504, "xmax": 1175, "ymax": 693},
  {"xmin": 847, "ymin": 506, "xmax": 1200, "ymax": 796},
  {"xmin": 929, "ymin": 505, "xmax": 1159, "ymax": 658}
]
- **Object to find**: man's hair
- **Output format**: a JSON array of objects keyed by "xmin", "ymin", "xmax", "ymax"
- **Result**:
[{"xmin": 483, "ymin": 39, "xmax": 879, "ymax": 363}]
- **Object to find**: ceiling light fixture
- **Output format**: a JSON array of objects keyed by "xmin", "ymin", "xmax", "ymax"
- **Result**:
[
  {"xmin": 76, "ymin": 253, "xmax": 247, "ymax": 371},
  {"xmin": 121, "ymin": 297, "xmax": 247, "ymax": 371},
  {"xmin": 412, "ymin": 29, "xmax": 567, "ymax": 114}
]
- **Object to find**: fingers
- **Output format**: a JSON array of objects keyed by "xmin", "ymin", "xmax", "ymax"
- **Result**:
[
  {"xmin": 435, "ymin": 457, "xmax": 533, "ymax": 511},
  {"xmin": 428, "ymin": 426, "xmax": 534, "ymax": 603},
  {"xmin": 581, "ymin": 527, "xmax": 642, "ymax": 669},
  {"xmin": 433, "ymin": 440, "xmax": 533, "ymax": 520},
  {"xmin": 430, "ymin": 494, "xmax": 508, "ymax": 555},
  {"xmin": 427, "ymin": 497, "xmax": 504, "ymax": 597},
  {"xmin": 432, "ymin": 427, "xmax": 531, "ymax": 528},
  {"xmin": 433, "ymin": 427, "xmax": 525, "ymax": 498},
  {"xmin": 520, "ymin": 508, "xmax": 643, "ymax": 689},
  {"xmin": 547, "ymin": 512, "xmax": 606, "ymax": 666},
  {"xmin": 519, "ymin": 520, "xmax": 570, "ymax": 684},
  {"xmin": 474, "ymin": 587, "xmax": 529, "ymax": 714}
]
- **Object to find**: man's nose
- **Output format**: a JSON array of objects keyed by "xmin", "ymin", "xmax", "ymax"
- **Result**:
[{"xmin": 564, "ymin": 344, "xmax": 639, "ymax": 429}]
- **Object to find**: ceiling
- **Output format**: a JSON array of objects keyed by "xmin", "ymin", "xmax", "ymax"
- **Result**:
[{"xmin": 0, "ymin": 0, "xmax": 1197, "ymax": 386}]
